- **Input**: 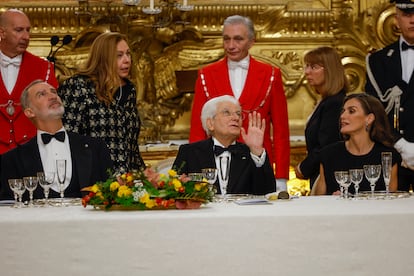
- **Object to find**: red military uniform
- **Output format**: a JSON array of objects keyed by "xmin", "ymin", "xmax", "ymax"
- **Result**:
[
  {"xmin": 0, "ymin": 51, "xmax": 58, "ymax": 154},
  {"xmin": 190, "ymin": 56, "xmax": 290, "ymax": 179}
]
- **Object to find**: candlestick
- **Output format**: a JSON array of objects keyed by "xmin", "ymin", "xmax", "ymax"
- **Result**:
[
  {"xmin": 150, "ymin": 0, "xmax": 154, "ymax": 10},
  {"xmin": 183, "ymin": 0, "xmax": 188, "ymax": 6}
]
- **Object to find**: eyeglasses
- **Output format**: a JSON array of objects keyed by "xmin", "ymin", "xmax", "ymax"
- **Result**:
[
  {"xmin": 303, "ymin": 64, "xmax": 324, "ymax": 71},
  {"xmin": 216, "ymin": 109, "xmax": 244, "ymax": 120}
]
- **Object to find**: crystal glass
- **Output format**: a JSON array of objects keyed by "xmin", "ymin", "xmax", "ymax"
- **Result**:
[
  {"xmin": 37, "ymin": 171, "xmax": 55, "ymax": 206},
  {"xmin": 334, "ymin": 171, "xmax": 349, "ymax": 199},
  {"xmin": 23, "ymin": 176, "xmax": 38, "ymax": 207},
  {"xmin": 349, "ymin": 169, "xmax": 364, "ymax": 199},
  {"xmin": 381, "ymin": 152, "xmax": 392, "ymax": 199},
  {"xmin": 363, "ymin": 164, "xmax": 382, "ymax": 199},
  {"xmin": 201, "ymin": 168, "xmax": 218, "ymax": 199},
  {"xmin": 8, "ymin": 178, "xmax": 23, "ymax": 208},
  {"xmin": 56, "ymin": 159, "xmax": 67, "ymax": 206}
]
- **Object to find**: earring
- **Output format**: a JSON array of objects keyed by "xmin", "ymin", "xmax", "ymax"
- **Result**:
[{"xmin": 365, "ymin": 122, "xmax": 369, "ymax": 132}]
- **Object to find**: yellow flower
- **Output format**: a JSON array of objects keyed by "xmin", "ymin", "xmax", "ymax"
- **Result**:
[
  {"xmin": 168, "ymin": 169, "xmax": 177, "ymax": 177},
  {"xmin": 195, "ymin": 183, "xmax": 202, "ymax": 191},
  {"xmin": 126, "ymin": 175, "xmax": 134, "ymax": 182},
  {"xmin": 96, "ymin": 191, "xmax": 104, "ymax": 199},
  {"xmin": 172, "ymin": 178, "xmax": 182, "ymax": 191},
  {"xmin": 117, "ymin": 185, "xmax": 132, "ymax": 197},
  {"xmin": 110, "ymin": 181, "xmax": 120, "ymax": 191},
  {"xmin": 145, "ymin": 199, "xmax": 156, "ymax": 209},
  {"xmin": 91, "ymin": 184, "xmax": 100, "ymax": 193}
]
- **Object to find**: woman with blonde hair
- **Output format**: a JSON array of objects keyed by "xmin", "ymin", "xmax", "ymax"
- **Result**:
[
  {"xmin": 58, "ymin": 32, "xmax": 145, "ymax": 173},
  {"xmin": 295, "ymin": 46, "xmax": 349, "ymax": 187}
]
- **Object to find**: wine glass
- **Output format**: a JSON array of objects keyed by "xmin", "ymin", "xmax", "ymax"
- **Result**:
[
  {"xmin": 14, "ymin": 179, "xmax": 26, "ymax": 208},
  {"xmin": 8, "ymin": 179, "xmax": 23, "ymax": 208},
  {"xmin": 56, "ymin": 159, "xmax": 67, "ymax": 206},
  {"xmin": 334, "ymin": 171, "xmax": 349, "ymax": 199},
  {"xmin": 37, "ymin": 171, "xmax": 55, "ymax": 206},
  {"xmin": 23, "ymin": 176, "xmax": 38, "ymax": 207},
  {"xmin": 381, "ymin": 152, "xmax": 392, "ymax": 199},
  {"xmin": 201, "ymin": 168, "xmax": 218, "ymax": 199},
  {"xmin": 363, "ymin": 164, "xmax": 382, "ymax": 199},
  {"xmin": 349, "ymin": 169, "xmax": 364, "ymax": 199}
]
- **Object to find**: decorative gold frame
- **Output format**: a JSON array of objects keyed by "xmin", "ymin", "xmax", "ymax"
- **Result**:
[{"xmin": 0, "ymin": 0, "xmax": 399, "ymax": 150}]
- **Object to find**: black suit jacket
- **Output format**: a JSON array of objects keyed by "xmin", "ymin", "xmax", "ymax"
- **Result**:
[
  {"xmin": 300, "ymin": 90, "xmax": 345, "ymax": 185},
  {"xmin": 0, "ymin": 132, "xmax": 113, "ymax": 200},
  {"xmin": 172, "ymin": 139, "xmax": 276, "ymax": 195},
  {"xmin": 366, "ymin": 40, "xmax": 414, "ymax": 142}
]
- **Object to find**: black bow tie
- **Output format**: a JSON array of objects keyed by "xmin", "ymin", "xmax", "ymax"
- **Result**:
[
  {"xmin": 41, "ymin": 131, "xmax": 65, "ymax": 144},
  {"xmin": 214, "ymin": 144, "xmax": 239, "ymax": 156},
  {"xmin": 401, "ymin": 42, "xmax": 414, "ymax": 51}
]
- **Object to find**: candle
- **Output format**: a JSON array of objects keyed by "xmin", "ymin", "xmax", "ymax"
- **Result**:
[
  {"xmin": 150, "ymin": 0, "xmax": 154, "ymax": 10},
  {"xmin": 183, "ymin": 0, "xmax": 188, "ymax": 6}
]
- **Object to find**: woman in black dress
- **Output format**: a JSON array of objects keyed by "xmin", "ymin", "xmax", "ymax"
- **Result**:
[{"xmin": 314, "ymin": 93, "xmax": 401, "ymax": 195}]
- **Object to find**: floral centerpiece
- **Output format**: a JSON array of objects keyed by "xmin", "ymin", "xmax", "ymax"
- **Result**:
[{"xmin": 81, "ymin": 168, "xmax": 214, "ymax": 210}]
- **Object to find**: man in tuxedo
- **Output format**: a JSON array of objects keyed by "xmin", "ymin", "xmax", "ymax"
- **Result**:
[
  {"xmin": 0, "ymin": 9, "xmax": 59, "ymax": 155},
  {"xmin": 189, "ymin": 15, "xmax": 290, "ymax": 191},
  {"xmin": 174, "ymin": 95, "xmax": 275, "ymax": 195},
  {"xmin": 0, "ymin": 80, "xmax": 113, "ymax": 201},
  {"xmin": 365, "ymin": 0, "xmax": 414, "ymax": 191}
]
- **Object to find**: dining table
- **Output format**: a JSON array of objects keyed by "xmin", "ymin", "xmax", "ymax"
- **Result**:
[{"xmin": 1, "ymin": 195, "xmax": 414, "ymax": 276}]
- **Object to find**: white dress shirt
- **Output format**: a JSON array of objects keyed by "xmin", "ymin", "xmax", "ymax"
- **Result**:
[
  {"xmin": 228, "ymin": 55, "xmax": 250, "ymax": 99},
  {"xmin": 37, "ymin": 128, "xmax": 72, "ymax": 193},
  {"xmin": 0, "ymin": 51, "xmax": 22, "ymax": 94},
  {"xmin": 400, "ymin": 38, "xmax": 414, "ymax": 83}
]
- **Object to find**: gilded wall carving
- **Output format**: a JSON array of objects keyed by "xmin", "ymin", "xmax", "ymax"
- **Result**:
[{"xmin": 0, "ymin": 0, "xmax": 400, "ymax": 144}]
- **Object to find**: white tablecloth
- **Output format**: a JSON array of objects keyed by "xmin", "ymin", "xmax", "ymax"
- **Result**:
[{"xmin": 1, "ymin": 196, "xmax": 414, "ymax": 276}]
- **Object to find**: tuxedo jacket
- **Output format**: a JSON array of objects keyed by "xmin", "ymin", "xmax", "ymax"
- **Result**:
[
  {"xmin": 300, "ymin": 90, "xmax": 345, "ymax": 185},
  {"xmin": 0, "ymin": 132, "xmax": 113, "ymax": 201},
  {"xmin": 189, "ymin": 56, "xmax": 290, "ymax": 179},
  {"xmin": 365, "ymin": 40, "xmax": 414, "ymax": 143},
  {"xmin": 172, "ymin": 138, "xmax": 276, "ymax": 195},
  {"xmin": 0, "ymin": 51, "xmax": 59, "ymax": 154}
]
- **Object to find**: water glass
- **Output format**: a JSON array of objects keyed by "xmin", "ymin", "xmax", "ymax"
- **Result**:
[
  {"xmin": 334, "ymin": 171, "xmax": 349, "ymax": 199},
  {"xmin": 8, "ymin": 179, "xmax": 23, "ymax": 208},
  {"xmin": 349, "ymin": 169, "xmax": 364, "ymax": 199},
  {"xmin": 23, "ymin": 176, "xmax": 38, "ymax": 207},
  {"xmin": 37, "ymin": 171, "xmax": 55, "ymax": 206},
  {"xmin": 363, "ymin": 164, "xmax": 381, "ymax": 199}
]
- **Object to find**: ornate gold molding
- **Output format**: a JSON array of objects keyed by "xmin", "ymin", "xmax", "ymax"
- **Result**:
[{"xmin": 0, "ymin": 0, "xmax": 399, "ymax": 143}]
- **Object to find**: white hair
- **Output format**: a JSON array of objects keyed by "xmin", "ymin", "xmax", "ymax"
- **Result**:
[{"xmin": 200, "ymin": 95, "xmax": 240, "ymax": 136}]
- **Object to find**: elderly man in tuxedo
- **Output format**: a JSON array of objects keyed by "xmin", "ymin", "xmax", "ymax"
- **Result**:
[
  {"xmin": 173, "ymin": 95, "xmax": 275, "ymax": 195},
  {"xmin": 189, "ymin": 15, "xmax": 290, "ymax": 191},
  {"xmin": 365, "ymin": 0, "xmax": 414, "ymax": 191},
  {"xmin": 0, "ymin": 9, "xmax": 59, "ymax": 154},
  {"xmin": 0, "ymin": 80, "xmax": 113, "ymax": 201}
]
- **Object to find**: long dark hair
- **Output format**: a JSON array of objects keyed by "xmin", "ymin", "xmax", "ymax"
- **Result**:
[{"xmin": 342, "ymin": 93, "xmax": 394, "ymax": 147}]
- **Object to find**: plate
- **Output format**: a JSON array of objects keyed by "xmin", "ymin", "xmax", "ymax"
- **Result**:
[
  {"xmin": 358, "ymin": 191, "xmax": 411, "ymax": 199},
  {"xmin": 34, "ymin": 197, "xmax": 82, "ymax": 206}
]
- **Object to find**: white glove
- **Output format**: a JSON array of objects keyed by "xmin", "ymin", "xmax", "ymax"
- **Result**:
[
  {"xmin": 276, "ymin": 178, "xmax": 287, "ymax": 192},
  {"xmin": 394, "ymin": 138, "xmax": 414, "ymax": 170}
]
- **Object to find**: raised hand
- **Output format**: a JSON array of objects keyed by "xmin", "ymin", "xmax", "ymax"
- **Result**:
[{"xmin": 241, "ymin": 111, "xmax": 266, "ymax": 156}]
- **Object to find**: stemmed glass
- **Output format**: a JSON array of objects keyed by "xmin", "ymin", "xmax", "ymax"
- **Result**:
[
  {"xmin": 334, "ymin": 171, "xmax": 349, "ymax": 199},
  {"xmin": 56, "ymin": 159, "xmax": 67, "ymax": 206},
  {"xmin": 363, "ymin": 164, "xmax": 382, "ymax": 199},
  {"xmin": 381, "ymin": 152, "xmax": 392, "ymax": 199},
  {"xmin": 349, "ymin": 169, "xmax": 364, "ymax": 199},
  {"xmin": 201, "ymin": 168, "xmax": 218, "ymax": 198},
  {"xmin": 37, "ymin": 171, "xmax": 55, "ymax": 206},
  {"xmin": 23, "ymin": 176, "xmax": 38, "ymax": 207},
  {"xmin": 8, "ymin": 179, "xmax": 23, "ymax": 208}
]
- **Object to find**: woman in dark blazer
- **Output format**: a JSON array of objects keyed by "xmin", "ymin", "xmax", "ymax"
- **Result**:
[{"xmin": 295, "ymin": 47, "xmax": 349, "ymax": 187}]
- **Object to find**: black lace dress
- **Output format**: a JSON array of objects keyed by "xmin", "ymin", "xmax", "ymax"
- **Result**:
[{"xmin": 58, "ymin": 74, "xmax": 145, "ymax": 173}]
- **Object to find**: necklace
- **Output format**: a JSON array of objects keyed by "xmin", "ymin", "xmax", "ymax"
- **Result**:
[{"xmin": 116, "ymin": 85, "xmax": 123, "ymax": 103}]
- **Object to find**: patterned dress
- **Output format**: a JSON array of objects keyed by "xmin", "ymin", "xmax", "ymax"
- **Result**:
[{"xmin": 58, "ymin": 75, "xmax": 145, "ymax": 173}]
